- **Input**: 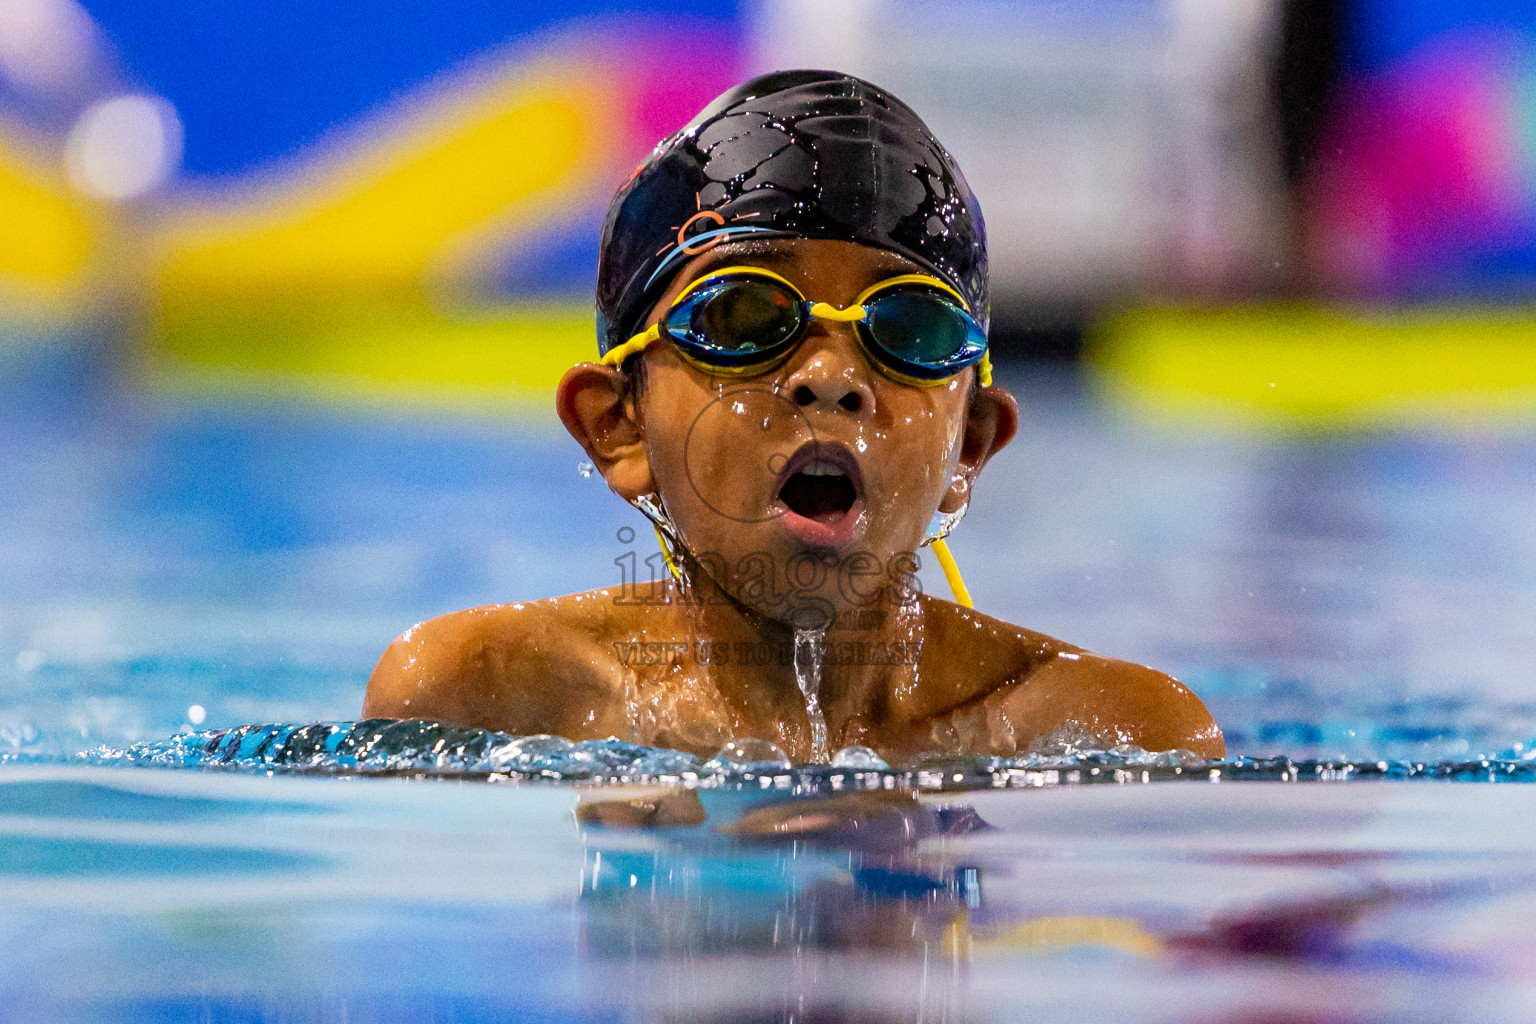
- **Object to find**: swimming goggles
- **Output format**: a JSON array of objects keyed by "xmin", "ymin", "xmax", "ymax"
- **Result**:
[{"xmin": 601, "ymin": 266, "xmax": 992, "ymax": 388}]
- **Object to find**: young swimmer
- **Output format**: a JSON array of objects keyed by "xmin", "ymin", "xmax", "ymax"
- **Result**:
[{"xmin": 363, "ymin": 71, "xmax": 1223, "ymax": 763}]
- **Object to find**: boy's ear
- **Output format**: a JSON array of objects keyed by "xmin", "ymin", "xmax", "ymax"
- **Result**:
[
  {"xmin": 939, "ymin": 382, "xmax": 1019, "ymax": 514},
  {"xmin": 555, "ymin": 363, "xmax": 655, "ymax": 500}
]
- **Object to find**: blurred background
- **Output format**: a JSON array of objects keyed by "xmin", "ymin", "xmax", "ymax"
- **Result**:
[{"xmin": 3, "ymin": 0, "xmax": 1536, "ymax": 760}]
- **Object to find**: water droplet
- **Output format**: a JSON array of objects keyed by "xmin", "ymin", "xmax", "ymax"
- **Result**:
[
  {"xmin": 761, "ymin": 416, "xmax": 771, "ymax": 430},
  {"xmin": 576, "ymin": 460, "xmax": 595, "ymax": 478},
  {"xmin": 924, "ymin": 502, "xmax": 968, "ymax": 543},
  {"xmin": 707, "ymin": 737, "xmax": 791, "ymax": 769},
  {"xmin": 830, "ymin": 745, "xmax": 888, "ymax": 770}
]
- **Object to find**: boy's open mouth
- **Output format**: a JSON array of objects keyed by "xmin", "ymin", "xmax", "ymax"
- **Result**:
[{"xmin": 774, "ymin": 443, "xmax": 865, "ymax": 547}]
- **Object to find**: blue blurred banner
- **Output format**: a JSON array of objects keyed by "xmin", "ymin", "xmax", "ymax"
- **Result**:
[{"xmin": 79, "ymin": 0, "xmax": 744, "ymax": 178}]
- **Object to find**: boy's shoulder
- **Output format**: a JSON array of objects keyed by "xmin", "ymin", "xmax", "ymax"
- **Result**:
[
  {"xmin": 915, "ymin": 595, "xmax": 1225, "ymax": 757},
  {"xmin": 361, "ymin": 588, "xmax": 637, "ymax": 733}
]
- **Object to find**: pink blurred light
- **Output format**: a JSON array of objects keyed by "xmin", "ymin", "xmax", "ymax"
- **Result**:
[
  {"xmin": 609, "ymin": 24, "xmax": 742, "ymax": 169},
  {"xmin": 1309, "ymin": 34, "xmax": 1531, "ymax": 292}
]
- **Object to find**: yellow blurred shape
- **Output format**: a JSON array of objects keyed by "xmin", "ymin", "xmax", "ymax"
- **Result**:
[
  {"xmin": 149, "ymin": 54, "xmax": 625, "ymax": 414},
  {"xmin": 157, "ymin": 63, "xmax": 614, "ymax": 292},
  {"xmin": 942, "ymin": 913, "xmax": 1164, "ymax": 959},
  {"xmin": 149, "ymin": 295, "xmax": 590, "ymax": 415},
  {"xmin": 0, "ymin": 131, "xmax": 95, "ymax": 306},
  {"xmin": 1093, "ymin": 305, "xmax": 1536, "ymax": 429}
]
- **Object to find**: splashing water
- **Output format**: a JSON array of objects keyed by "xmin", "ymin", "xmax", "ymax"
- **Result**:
[
  {"xmin": 704, "ymin": 737, "xmax": 792, "ymax": 772},
  {"xmin": 923, "ymin": 502, "xmax": 968, "ymax": 544},
  {"xmin": 629, "ymin": 492, "xmax": 689, "ymax": 587},
  {"xmin": 576, "ymin": 460, "xmax": 595, "ymax": 478},
  {"xmin": 87, "ymin": 721, "xmax": 704, "ymax": 779},
  {"xmin": 794, "ymin": 628, "xmax": 830, "ymax": 763},
  {"xmin": 630, "ymin": 492, "xmax": 671, "ymax": 532},
  {"xmin": 831, "ymin": 745, "xmax": 890, "ymax": 770},
  {"xmin": 73, "ymin": 718, "xmax": 1536, "ymax": 787}
]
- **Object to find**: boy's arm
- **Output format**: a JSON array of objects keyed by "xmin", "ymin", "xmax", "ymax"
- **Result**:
[{"xmin": 362, "ymin": 604, "xmax": 632, "ymax": 738}]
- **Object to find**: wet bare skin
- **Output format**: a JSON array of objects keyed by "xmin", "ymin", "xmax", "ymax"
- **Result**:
[
  {"xmin": 365, "ymin": 588, "xmax": 1223, "ymax": 760},
  {"xmin": 363, "ymin": 239, "xmax": 1224, "ymax": 762}
]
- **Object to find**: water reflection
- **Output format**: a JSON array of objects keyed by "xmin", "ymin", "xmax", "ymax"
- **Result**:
[
  {"xmin": 580, "ymin": 790, "xmax": 979, "ymax": 956},
  {"xmin": 575, "ymin": 789, "xmax": 1161, "ymax": 1023},
  {"xmin": 570, "ymin": 785, "xmax": 1517, "ymax": 1023},
  {"xmin": 577, "ymin": 790, "xmax": 970, "ymax": 1022}
]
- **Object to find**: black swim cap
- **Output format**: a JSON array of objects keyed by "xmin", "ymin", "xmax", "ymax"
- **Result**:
[{"xmin": 595, "ymin": 70, "xmax": 988, "ymax": 357}]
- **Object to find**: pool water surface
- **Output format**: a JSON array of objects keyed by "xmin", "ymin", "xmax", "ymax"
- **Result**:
[{"xmin": 4, "ymin": 767, "xmax": 1535, "ymax": 1023}]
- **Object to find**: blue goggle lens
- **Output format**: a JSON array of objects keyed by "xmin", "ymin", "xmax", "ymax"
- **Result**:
[{"xmin": 860, "ymin": 290, "xmax": 984, "ymax": 373}]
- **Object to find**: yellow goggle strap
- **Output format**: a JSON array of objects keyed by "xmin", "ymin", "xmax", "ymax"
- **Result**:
[
  {"xmin": 601, "ymin": 323, "xmax": 659, "ymax": 368},
  {"xmin": 653, "ymin": 523, "xmax": 682, "ymax": 583},
  {"xmin": 930, "ymin": 537, "xmax": 973, "ymax": 608}
]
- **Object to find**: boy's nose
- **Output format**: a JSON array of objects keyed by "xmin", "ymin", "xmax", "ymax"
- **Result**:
[{"xmin": 782, "ymin": 330, "xmax": 876, "ymax": 417}]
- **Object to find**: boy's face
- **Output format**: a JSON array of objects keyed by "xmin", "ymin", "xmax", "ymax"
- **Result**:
[{"xmin": 560, "ymin": 238, "xmax": 1017, "ymax": 628}]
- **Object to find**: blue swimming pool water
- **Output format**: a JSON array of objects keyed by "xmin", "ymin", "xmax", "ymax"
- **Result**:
[
  {"xmin": 4, "ymin": 363, "xmax": 1536, "ymax": 765},
  {"xmin": 7, "ymin": 358, "xmax": 1536, "ymax": 1021}
]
